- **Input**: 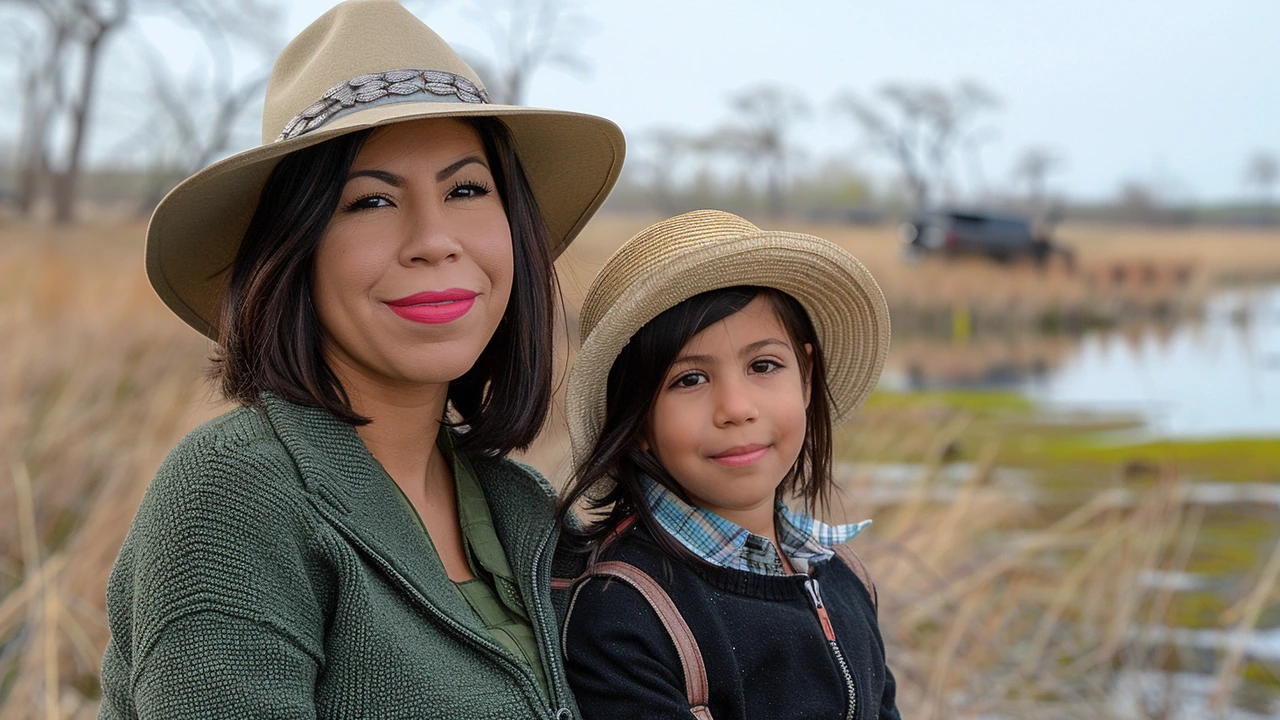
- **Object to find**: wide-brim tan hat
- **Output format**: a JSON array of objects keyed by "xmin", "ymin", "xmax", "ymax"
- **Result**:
[
  {"xmin": 147, "ymin": 0, "xmax": 624, "ymax": 339},
  {"xmin": 567, "ymin": 209, "xmax": 891, "ymax": 467}
]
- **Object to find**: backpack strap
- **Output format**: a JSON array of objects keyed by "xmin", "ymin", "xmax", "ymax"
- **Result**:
[
  {"xmin": 574, "ymin": 560, "xmax": 714, "ymax": 720},
  {"xmin": 832, "ymin": 543, "xmax": 878, "ymax": 612},
  {"xmin": 551, "ymin": 514, "xmax": 639, "ymax": 590}
]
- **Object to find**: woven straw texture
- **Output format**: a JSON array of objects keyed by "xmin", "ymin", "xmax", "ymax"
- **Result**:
[{"xmin": 567, "ymin": 209, "xmax": 891, "ymax": 467}]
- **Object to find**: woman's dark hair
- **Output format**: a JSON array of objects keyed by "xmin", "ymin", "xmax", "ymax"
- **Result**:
[
  {"xmin": 211, "ymin": 117, "xmax": 558, "ymax": 456},
  {"xmin": 557, "ymin": 286, "xmax": 835, "ymax": 565}
]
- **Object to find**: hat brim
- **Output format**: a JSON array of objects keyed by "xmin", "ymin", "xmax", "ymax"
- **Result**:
[
  {"xmin": 565, "ymin": 231, "xmax": 892, "ymax": 468},
  {"xmin": 146, "ymin": 101, "xmax": 624, "ymax": 339}
]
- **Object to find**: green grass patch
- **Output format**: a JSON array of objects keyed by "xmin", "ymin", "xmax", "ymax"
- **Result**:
[
  {"xmin": 1244, "ymin": 660, "xmax": 1280, "ymax": 691},
  {"xmin": 865, "ymin": 388, "xmax": 1035, "ymax": 415},
  {"xmin": 1011, "ymin": 436, "xmax": 1280, "ymax": 482}
]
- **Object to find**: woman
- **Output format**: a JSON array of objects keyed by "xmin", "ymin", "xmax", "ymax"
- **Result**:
[{"xmin": 97, "ymin": 2, "xmax": 623, "ymax": 718}]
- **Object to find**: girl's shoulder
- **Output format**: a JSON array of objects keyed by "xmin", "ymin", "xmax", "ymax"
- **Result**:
[{"xmin": 561, "ymin": 525, "xmax": 678, "ymax": 630}]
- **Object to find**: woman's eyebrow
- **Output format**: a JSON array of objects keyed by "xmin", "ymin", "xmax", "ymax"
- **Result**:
[
  {"xmin": 435, "ymin": 156, "xmax": 488, "ymax": 182},
  {"xmin": 343, "ymin": 156, "xmax": 487, "ymax": 187},
  {"xmin": 346, "ymin": 169, "xmax": 403, "ymax": 187}
]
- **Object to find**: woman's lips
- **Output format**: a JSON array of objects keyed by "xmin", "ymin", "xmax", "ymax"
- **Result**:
[
  {"xmin": 384, "ymin": 289, "xmax": 477, "ymax": 325},
  {"xmin": 709, "ymin": 444, "xmax": 770, "ymax": 468}
]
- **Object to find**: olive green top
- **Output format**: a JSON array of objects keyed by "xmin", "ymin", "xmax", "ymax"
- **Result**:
[
  {"xmin": 390, "ymin": 430, "xmax": 550, "ymax": 698},
  {"xmin": 98, "ymin": 394, "xmax": 579, "ymax": 719}
]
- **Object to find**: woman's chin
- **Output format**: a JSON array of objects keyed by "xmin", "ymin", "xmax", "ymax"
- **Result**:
[{"xmin": 388, "ymin": 346, "xmax": 491, "ymax": 387}]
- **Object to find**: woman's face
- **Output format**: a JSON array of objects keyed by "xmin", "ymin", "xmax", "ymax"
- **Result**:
[{"xmin": 312, "ymin": 118, "xmax": 513, "ymax": 395}]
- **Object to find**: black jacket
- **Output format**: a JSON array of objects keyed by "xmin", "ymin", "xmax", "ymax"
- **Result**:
[{"xmin": 560, "ymin": 524, "xmax": 901, "ymax": 719}]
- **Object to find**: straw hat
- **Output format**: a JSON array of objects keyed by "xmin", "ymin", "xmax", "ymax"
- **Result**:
[
  {"xmin": 146, "ymin": 0, "xmax": 624, "ymax": 338},
  {"xmin": 567, "ymin": 209, "xmax": 891, "ymax": 467}
]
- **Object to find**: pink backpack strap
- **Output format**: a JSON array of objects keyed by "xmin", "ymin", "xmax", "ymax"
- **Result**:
[
  {"xmin": 578, "ymin": 560, "xmax": 714, "ymax": 720},
  {"xmin": 833, "ymin": 543, "xmax": 878, "ymax": 612}
]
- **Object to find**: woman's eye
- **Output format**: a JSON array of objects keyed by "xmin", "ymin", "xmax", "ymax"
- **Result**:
[
  {"xmin": 750, "ymin": 359, "xmax": 781, "ymax": 374},
  {"xmin": 448, "ymin": 181, "xmax": 493, "ymax": 199},
  {"xmin": 671, "ymin": 372, "xmax": 707, "ymax": 389},
  {"xmin": 345, "ymin": 194, "xmax": 393, "ymax": 211}
]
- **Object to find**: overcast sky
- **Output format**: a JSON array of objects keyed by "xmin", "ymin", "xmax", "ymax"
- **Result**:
[
  {"xmin": 313, "ymin": 1, "xmax": 1280, "ymax": 202},
  {"xmin": 8, "ymin": 0, "xmax": 1278, "ymax": 203}
]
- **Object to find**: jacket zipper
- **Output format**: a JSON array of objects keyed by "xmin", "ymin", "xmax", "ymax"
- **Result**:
[
  {"xmin": 804, "ymin": 577, "xmax": 858, "ymax": 720},
  {"xmin": 531, "ymin": 521, "xmax": 575, "ymax": 719}
]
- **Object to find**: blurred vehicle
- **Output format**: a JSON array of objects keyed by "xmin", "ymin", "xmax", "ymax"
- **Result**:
[{"xmin": 900, "ymin": 209, "xmax": 1073, "ymax": 268}]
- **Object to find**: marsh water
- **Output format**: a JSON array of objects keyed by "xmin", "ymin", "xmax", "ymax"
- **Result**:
[
  {"xmin": 870, "ymin": 284, "xmax": 1280, "ymax": 716},
  {"xmin": 884, "ymin": 284, "xmax": 1280, "ymax": 438}
]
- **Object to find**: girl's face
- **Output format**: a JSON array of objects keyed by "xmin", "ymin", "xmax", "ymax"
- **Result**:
[
  {"xmin": 645, "ymin": 296, "xmax": 810, "ymax": 526},
  {"xmin": 311, "ymin": 118, "xmax": 514, "ymax": 394}
]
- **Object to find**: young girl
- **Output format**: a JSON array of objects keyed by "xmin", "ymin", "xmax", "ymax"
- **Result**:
[{"xmin": 555, "ymin": 209, "xmax": 900, "ymax": 719}]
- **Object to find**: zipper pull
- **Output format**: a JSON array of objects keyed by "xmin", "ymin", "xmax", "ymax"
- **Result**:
[{"xmin": 804, "ymin": 578, "xmax": 837, "ymax": 642}]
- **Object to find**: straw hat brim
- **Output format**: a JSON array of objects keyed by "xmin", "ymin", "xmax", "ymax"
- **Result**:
[
  {"xmin": 147, "ymin": 102, "xmax": 624, "ymax": 339},
  {"xmin": 566, "ymin": 228, "xmax": 891, "ymax": 468}
]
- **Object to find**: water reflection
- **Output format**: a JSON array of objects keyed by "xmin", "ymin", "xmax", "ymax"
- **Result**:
[{"xmin": 882, "ymin": 284, "xmax": 1280, "ymax": 437}]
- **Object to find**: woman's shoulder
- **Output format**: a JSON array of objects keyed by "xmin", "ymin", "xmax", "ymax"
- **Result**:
[
  {"xmin": 156, "ymin": 404, "xmax": 299, "ymax": 488},
  {"xmin": 135, "ymin": 404, "xmax": 312, "ymax": 545}
]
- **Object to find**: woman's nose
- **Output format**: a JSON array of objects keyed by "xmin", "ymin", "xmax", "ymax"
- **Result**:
[{"xmin": 399, "ymin": 204, "xmax": 462, "ymax": 266}]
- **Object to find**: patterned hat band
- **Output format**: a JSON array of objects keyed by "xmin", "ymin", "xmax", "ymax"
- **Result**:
[{"xmin": 276, "ymin": 68, "xmax": 491, "ymax": 142}]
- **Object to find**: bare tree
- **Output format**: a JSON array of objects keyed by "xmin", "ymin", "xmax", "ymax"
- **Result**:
[
  {"xmin": 4, "ymin": 1, "xmax": 74, "ymax": 217},
  {"xmin": 1011, "ymin": 146, "xmax": 1064, "ymax": 204},
  {"xmin": 713, "ymin": 84, "xmax": 809, "ymax": 217},
  {"xmin": 3, "ymin": 0, "xmax": 281, "ymax": 221},
  {"xmin": 39, "ymin": 0, "xmax": 130, "ymax": 222},
  {"xmin": 1243, "ymin": 150, "xmax": 1278, "ymax": 205},
  {"xmin": 130, "ymin": 0, "xmax": 282, "ymax": 208},
  {"xmin": 461, "ymin": 0, "xmax": 592, "ymax": 106},
  {"xmin": 626, "ymin": 126, "xmax": 704, "ymax": 215},
  {"xmin": 3, "ymin": 17, "xmax": 50, "ymax": 215},
  {"xmin": 834, "ymin": 80, "xmax": 999, "ymax": 210},
  {"xmin": 5, "ymin": 0, "xmax": 132, "ymax": 222}
]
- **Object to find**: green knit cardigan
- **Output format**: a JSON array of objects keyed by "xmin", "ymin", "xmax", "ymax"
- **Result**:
[{"xmin": 98, "ymin": 395, "xmax": 580, "ymax": 719}]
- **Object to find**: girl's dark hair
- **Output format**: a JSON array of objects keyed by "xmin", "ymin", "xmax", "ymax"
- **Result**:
[
  {"xmin": 557, "ymin": 286, "xmax": 835, "ymax": 565},
  {"xmin": 211, "ymin": 117, "xmax": 558, "ymax": 456}
]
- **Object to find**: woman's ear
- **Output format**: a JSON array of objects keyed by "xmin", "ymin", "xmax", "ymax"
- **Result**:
[{"xmin": 802, "ymin": 343, "xmax": 814, "ymax": 408}]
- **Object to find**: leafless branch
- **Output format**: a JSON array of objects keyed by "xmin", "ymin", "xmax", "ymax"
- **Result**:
[{"xmin": 834, "ymin": 80, "xmax": 1000, "ymax": 210}]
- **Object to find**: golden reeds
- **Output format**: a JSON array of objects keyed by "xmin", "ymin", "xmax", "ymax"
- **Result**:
[{"xmin": 0, "ymin": 217, "xmax": 1276, "ymax": 716}]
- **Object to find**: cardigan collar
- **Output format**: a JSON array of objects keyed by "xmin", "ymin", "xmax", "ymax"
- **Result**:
[{"xmin": 257, "ymin": 394, "xmax": 560, "ymax": 644}]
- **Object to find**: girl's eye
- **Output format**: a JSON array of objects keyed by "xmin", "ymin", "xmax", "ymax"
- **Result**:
[
  {"xmin": 750, "ymin": 359, "xmax": 782, "ymax": 374},
  {"xmin": 670, "ymin": 371, "xmax": 707, "ymax": 389},
  {"xmin": 448, "ymin": 180, "xmax": 493, "ymax": 200},
  {"xmin": 345, "ymin": 193, "xmax": 393, "ymax": 211}
]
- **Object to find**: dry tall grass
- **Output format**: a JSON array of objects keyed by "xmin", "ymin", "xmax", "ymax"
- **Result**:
[
  {"xmin": 833, "ymin": 434, "xmax": 1235, "ymax": 718},
  {"xmin": 1, "ymin": 218, "xmax": 1277, "ymax": 716}
]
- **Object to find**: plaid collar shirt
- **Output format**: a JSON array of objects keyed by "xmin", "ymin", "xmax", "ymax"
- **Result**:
[{"xmin": 640, "ymin": 475, "xmax": 871, "ymax": 576}]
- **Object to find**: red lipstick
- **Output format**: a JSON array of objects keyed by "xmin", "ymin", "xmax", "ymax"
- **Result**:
[
  {"xmin": 384, "ymin": 289, "xmax": 477, "ymax": 325},
  {"xmin": 709, "ymin": 443, "xmax": 770, "ymax": 468}
]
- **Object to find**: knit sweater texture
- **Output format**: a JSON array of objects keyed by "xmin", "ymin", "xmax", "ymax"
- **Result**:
[
  {"xmin": 98, "ymin": 395, "xmax": 579, "ymax": 719},
  {"xmin": 560, "ymin": 524, "xmax": 901, "ymax": 720}
]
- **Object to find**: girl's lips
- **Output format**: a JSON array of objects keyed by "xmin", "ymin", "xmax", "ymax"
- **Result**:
[
  {"xmin": 709, "ymin": 444, "xmax": 770, "ymax": 468},
  {"xmin": 384, "ymin": 289, "xmax": 477, "ymax": 325}
]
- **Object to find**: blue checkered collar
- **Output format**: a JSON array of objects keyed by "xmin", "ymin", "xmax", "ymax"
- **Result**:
[{"xmin": 640, "ymin": 475, "xmax": 871, "ymax": 576}]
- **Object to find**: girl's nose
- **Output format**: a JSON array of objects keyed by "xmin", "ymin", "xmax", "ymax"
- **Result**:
[
  {"xmin": 713, "ymin": 379, "xmax": 758, "ymax": 427},
  {"xmin": 400, "ymin": 204, "xmax": 462, "ymax": 266}
]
